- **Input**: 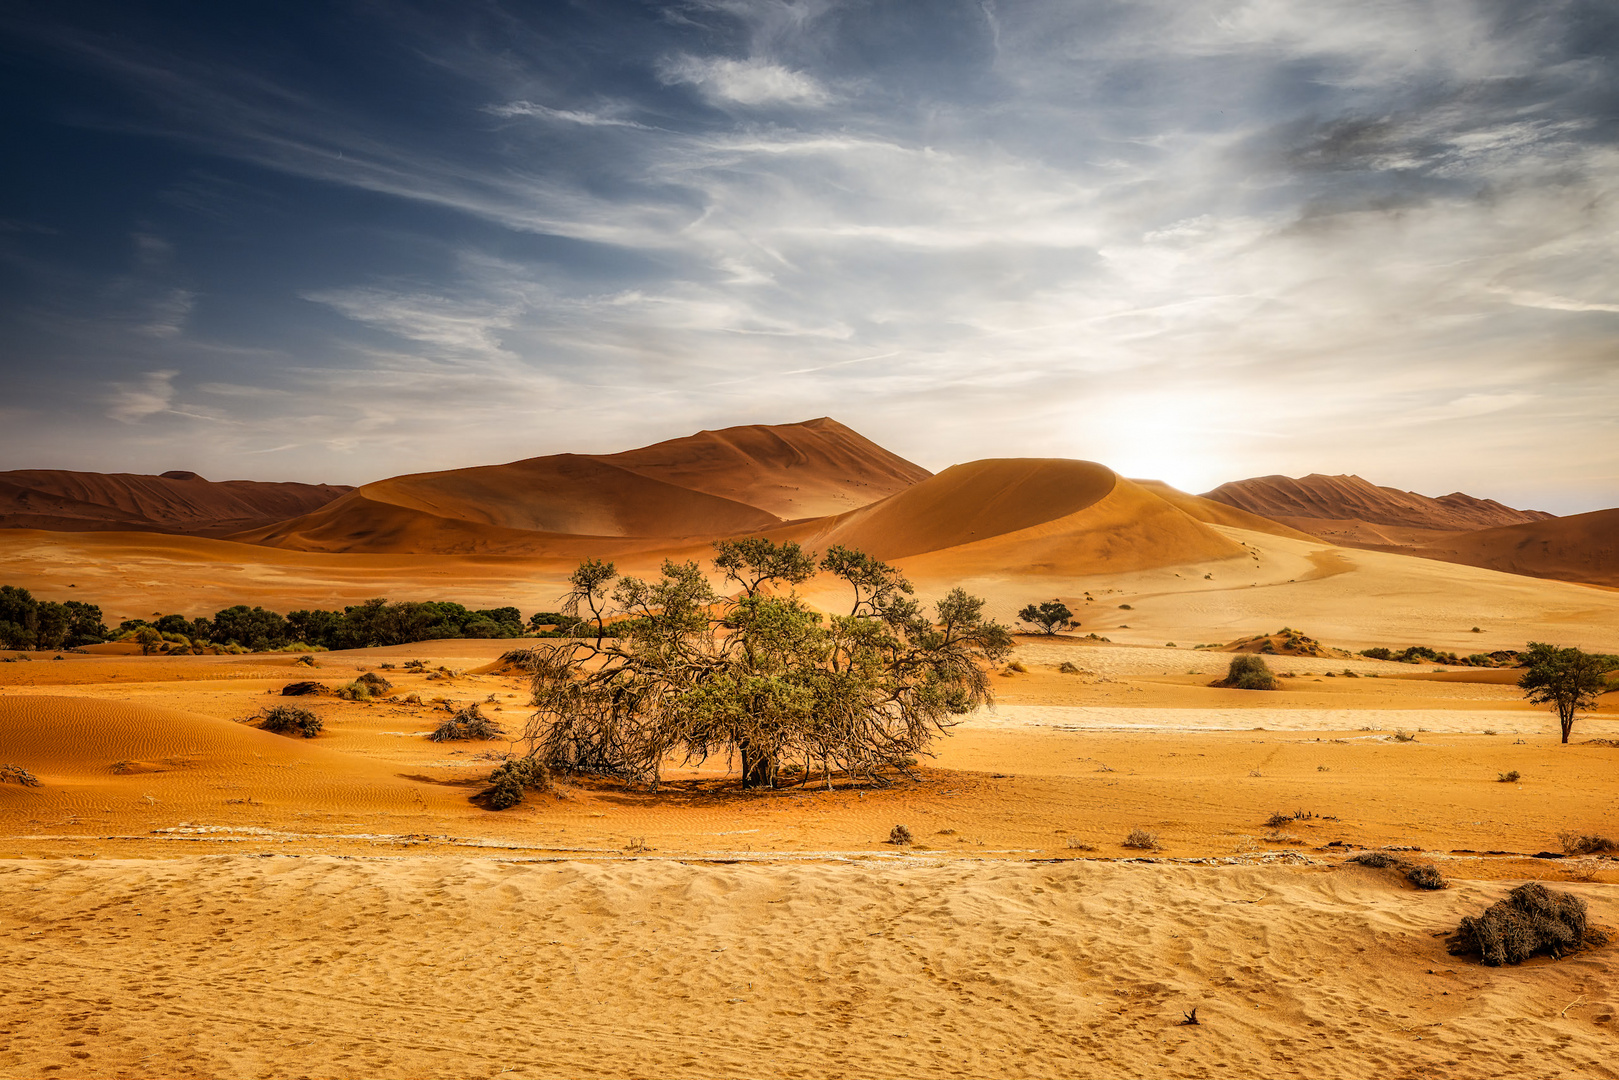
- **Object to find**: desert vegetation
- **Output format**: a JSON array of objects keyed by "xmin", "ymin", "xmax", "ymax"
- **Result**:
[
  {"xmin": 1348, "ymin": 850, "xmax": 1448, "ymax": 889},
  {"xmin": 1447, "ymin": 883, "xmax": 1605, "ymax": 965},
  {"xmin": 1217, "ymin": 654, "xmax": 1278, "ymax": 691},
  {"xmin": 0, "ymin": 585, "xmax": 108, "ymax": 650},
  {"xmin": 1016, "ymin": 599, "xmax": 1074, "ymax": 635},
  {"xmin": 430, "ymin": 703, "xmax": 505, "ymax": 742},
  {"xmin": 502, "ymin": 539, "xmax": 1010, "ymax": 799},
  {"xmin": 1518, "ymin": 643, "xmax": 1618, "ymax": 743},
  {"xmin": 1358, "ymin": 644, "xmax": 1522, "ymax": 667},
  {"xmin": 254, "ymin": 705, "xmax": 324, "ymax": 738}
]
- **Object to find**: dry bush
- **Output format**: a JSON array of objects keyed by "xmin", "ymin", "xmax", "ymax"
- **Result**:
[
  {"xmin": 1263, "ymin": 830, "xmax": 1303, "ymax": 844},
  {"xmin": 280, "ymin": 680, "xmax": 326, "ymax": 697},
  {"xmin": 1122, "ymin": 828, "xmax": 1160, "ymax": 850},
  {"xmin": 1066, "ymin": 837, "xmax": 1097, "ymax": 851},
  {"xmin": 335, "ymin": 680, "xmax": 371, "ymax": 701},
  {"xmin": 429, "ymin": 702, "xmax": 506, "ymax": 742},
  {"xmin": 256, "ymin": 705, "xmax": 323, "ymax": 738},
  {"xmin": 1006, "ymin": 660, "xmax": 1027, "ymax": 673},
  {"xmin": 889, "ymin": 824, "xmax": 914, "ymax": 845},
  {"xmin": 1264, "ymin": 811, "xmax": 1294, "ymax": 828},
  {"xmin": 483, "ymin": 757, "xmax": 550, "ymax": 810},
  {"xmin": 1405, "ymin": 864, "xmax": 1447, "ymax": 890},
  {"xmin": 1559, "ymin": 831, "xmax": 1618, "ymax": 855},
  {"xmin": 1447, "ymin": 883, "xmax": 1605, "ymax": 965},
  {"xmin": 1349, "ymin": 851, "xmax": 1402, "ymax": 869},
  {"xmin": 0, "ymin": 764, "xmax": 40, "ymax": 787},
  {"xmin": 1392, "ymin": 730, "xmax": 1416, "ymax": 742},
  {"xmin": 1058, "ymin": 660, "xmax": 1081, "ymax": 674},
  {"xmin": 403, "ymin": 659, "xmax": 428, "ymax": 672},
  {"xmin": 1498, "ymin": 770, "xmax": 1521, "ymax": 783}
]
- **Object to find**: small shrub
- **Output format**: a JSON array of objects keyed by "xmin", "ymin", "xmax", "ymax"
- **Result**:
[
  {"xmin": 1221, "ymin": 655, "xmax": 1277, "ymax": 691},
  {"xmin": 1405, "ymin": 864, "xmax": 1447, "ymax": 890},
  {"xmin": 1392, "ymin": 730, "xmax": 1416, "ymax": 742},
  {"xmin": 1057, "ymin": 661, "xmax": 1081, "ymax": 674},
  {"xmin": 0, "ymin": 764, "xmax": 41, "ymax": 787},
  {"xmin": 1498, "ymin": 770, "xmax": 1520, "ymax": 783},
  {"xmin": 1066, "ymin": 837, "xmax": 1097, "ymax": 851},
  {"xmin": 1122, "ymin": 828, "xmax": 1159, "ymax": 850},
  {"xmin": 335, "ymin": 681, "xmax": 371, "ymax": 701},
  {"xmin": 403, "ymin": 659, "xmax": 428, "ymax": 672},
  {"xmin": 484, "ymin": 757, "xmax": 550, "ymax": 810},
  {"xmin": 1005, "ymin": 660, "xmax": 1027, "ymax": 674},
  {"xmin": 1349, "ymin": 851, "xmax": 1402, "ymax": 869},
  {"xmin": 429, "ymin": 702, "xmax": 506, "ymax": 742},
  {"xmin": 1118, "ymin": 604, "xmax": 1133, "ymax": 610},
  {"xmin": 1448, "ymin": 883, "xmax": 1604, "ymax": 965},
  {"xmin": 889, "ymin": 824, "xmax": 914, "ymax": 845},
  {"xmin": 257, "ymin": 705, "xmax": 323, "ymax": 738},
  {"xmin": 280, "ymin": 681, "xmax": 327, "ymax": 697},
  {"xmin": 1264, "ymin": 811, "xmax": 1294, "ymax": 828},
  {"xmin": 1558, "ymin": 831, "xmax": 1618, "ymax": 855}
]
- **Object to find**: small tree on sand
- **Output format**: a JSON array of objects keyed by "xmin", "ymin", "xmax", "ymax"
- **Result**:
[
  {"xmin": 506, "ymin": 540, "xmax": 1010, "ymax": 796},
  {"xmin": 1017, "ymin": 599, "xmax": 1074, "ymax": 635},
  {"xmin": 1519, "ymin": 642, "xmax": 1615, "ymax": 744}
]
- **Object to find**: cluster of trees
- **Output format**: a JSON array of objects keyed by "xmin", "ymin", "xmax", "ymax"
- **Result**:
[
  {"xmin": 0, "ymin": 586, "xmax": 109, "ymax": 650},
  {"xmin": 1359, "ymin": 644, "xmax": 1520, "ymax": 667},
  {"xmin": 509, "ymin": 540, "xmax": 1012, "ymax": 799}
]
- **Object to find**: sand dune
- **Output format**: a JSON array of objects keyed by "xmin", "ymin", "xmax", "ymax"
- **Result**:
[
  {"xmin": 787, "ymin": 460, "xmax": 1247, "ymax": 578},
  {"xmin": 1407, "ymin": 507, "xmax": 1619, "ymax": 589},
  {"xmin": 1131, "ymin": 480, "xmax": 1320, "ymax": 541},
  {"xmin": 238, "ymin": 419, "xmax": 925, "ymax": 555},
  {"xmin": 0, "ymin": 469, "xmax": 350, "ymax": 536},
  {"xmin": 1204, "ymin": 473, "xmax": 1553, "ymax": 532}
]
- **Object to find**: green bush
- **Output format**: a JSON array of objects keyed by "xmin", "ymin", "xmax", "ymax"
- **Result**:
[
  {"xmin": 1222, "ymin": 654, "xmax": 1277, "ymax": 691},
  {"xmin": 484, "ymin": 757, "xmax": 550, "ymax": 810}
]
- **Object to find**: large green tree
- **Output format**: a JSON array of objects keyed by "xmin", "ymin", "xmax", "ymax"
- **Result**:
[
  {"xmin": 510, "ymin": 541, "xmax": 1010, "ymax": 796},
  {"xmin": 1519, "ymin": 642, "xmax": 1616, "ymax": 744}
]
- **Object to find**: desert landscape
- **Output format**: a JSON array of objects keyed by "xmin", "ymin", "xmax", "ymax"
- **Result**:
[
  {"xmin": 6, "ymin": 5, "xmax": 1619, "ymax": 1077},
  {"xmin": 0, "ymin": 418, "xmax": 1616, "ymax": 1078}
]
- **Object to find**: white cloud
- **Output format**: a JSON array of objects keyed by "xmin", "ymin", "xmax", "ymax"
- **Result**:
[
  {"xmin": 658, "ymin": 55, "xmax": 831, "ymax": 106},
  {"xmin": 106, "ymin": 369, "xmax": 178, "ymax": 423}
]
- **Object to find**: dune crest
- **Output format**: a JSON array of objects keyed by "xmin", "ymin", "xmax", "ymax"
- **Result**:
[
  {"xmin": 0, "ymin": 470, "xmax": 350, "ymax": 536},
  {"xmin": 1203, "ymin": 473, "xmax": 1552, "ymax": 533}
]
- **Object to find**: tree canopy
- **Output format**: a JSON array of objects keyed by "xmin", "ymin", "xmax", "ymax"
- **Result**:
[
  {"xmin": 509, "ymin": 540, "xmax": 1011, "ymax": 798},
  {"xmin": 1017, "ymin": 599, "xmax": 1074, "ymax": 635},
  {"xmin": 1518, "ymin": 642, "xmax": 1617, "ymax": 744}
]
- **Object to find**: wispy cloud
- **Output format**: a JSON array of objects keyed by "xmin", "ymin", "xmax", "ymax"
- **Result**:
[{"xmin": 106, "ymin": 369, "xmax": 178, "ymax": 423}]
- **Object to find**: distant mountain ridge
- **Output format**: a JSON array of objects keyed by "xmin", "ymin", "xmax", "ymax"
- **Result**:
[
  {"xmin": 0, "ymin": 469, "xmax": 352, "ymax": 537},
  {"xmin": 1201, "ymin": 473, "xmax": 1553, "ymax": 533}
]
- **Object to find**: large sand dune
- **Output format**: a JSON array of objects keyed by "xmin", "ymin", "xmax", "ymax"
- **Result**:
[
  {"xmin": 238, "ymin": 418, "xmax": 927, "ymax": 555},
  {"xmin": 0, "ymin": 469, "xmax": 350, "ymax": 536},
  {"xmin": 1404, "ymin": 508, "xmax": 1619, "ymax": 589},
  {"xmin": 1203, "ymin": 473, "xmax": 1553, "ymax": 532}
]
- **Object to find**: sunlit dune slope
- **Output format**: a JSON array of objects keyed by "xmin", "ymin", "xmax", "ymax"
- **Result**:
[
  {"xmin": 1408, "ymin": 507, "xmax": 1619, "ymax": 589},
  {"xmin": 602, "ymin": 416, "xmax": 930, "ymax": 520},
  {"xmin": 1203, "ymin": 473, "xmax": 1552, "ymax": 532},
  {"xmin": 235, "ymin": 418, "xmax": 924, "ymax": 554},
  {"xmin": 0, "ymin": 696, "xmax": 423, "ymax": 813},
  {"xmin": 0, "ymin": 469, "xmax": 350, "ymax": 536},
  {"xmin": 1131, "ymin": 479, "xmax": 1320, "ymax": 541},
  {"xmin": 785, "ymin": 460, "xmax": 1248, "ymax": 574}
]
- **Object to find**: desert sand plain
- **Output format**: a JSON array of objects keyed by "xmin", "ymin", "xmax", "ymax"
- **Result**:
[{"xmin": 0, "ymin": 423, "xmax": 1616, "ymax": 1079}]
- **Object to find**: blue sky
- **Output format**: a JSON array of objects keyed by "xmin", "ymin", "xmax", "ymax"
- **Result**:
[{"xmin": 1, "ymin": 1, "xmax": 1615, "ymax": 512}]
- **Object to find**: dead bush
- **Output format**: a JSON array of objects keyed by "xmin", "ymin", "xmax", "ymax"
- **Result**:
[
  {"xmin": 1447, "ymin": 883, "xmax": 1605, "ymax": 965},
  {"xmin": 1348, "ymin": 851, "xmax": 1402, "ymax": 869},
  {"xmin": 1392, "ymin": 730, "xmax": 1416, "ymax": 742},
  {"xmin": 0, "ymin": 764, "xmax": 41, "ymax": 787},
  {"xmin": 280, "ymin": 681, "xmax": 327, "ymax": 697},
  {"xmin": 256, "ymin": 705, "xmax": 323, "ymax": 738},
  {"xmin": 1559, "ymin": 831, "xmax": 1617, "ymax": 855},
  {"xmin": 1122, "ymin": 828, "xmax": 1160, "ymax": 850},
  {"xmin": 483, "ymin": 757, "xmax": 551, "ymax": 810},
  {"xmin": 1405, "ymin": 864, "xmax": 1447, "ymax": 890},
  {"xmin": 1498, "ymin": 770, "xmax": 1521, "ymax": 783},
  {"xmin": 429, "ymin": 702, "xmax": 506, "ymax": 742},
  {"xmin": 888, "ymin": 824, "xmax": 914, "ymax": 845}
]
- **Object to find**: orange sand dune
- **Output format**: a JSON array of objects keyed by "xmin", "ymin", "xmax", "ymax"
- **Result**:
[
  {"xmin": 601, "ymin": 415, "xmax": 930, "ymax": 520},
  {"xmin": 0, "ymin": 695, "xmax": 425, "ymax": 814},
  {"xmin": 1132, "ymin": 479, "xmax": 1320, "ymax": 541},
  {"xmin": 0, "ymin": 469, "xmax": 350, "ymax": 536},
  {"xmin": 1408, "ymin": 507, "xmax": 1619, "ymax": 589},
  {"xmin": 237, "ymin": 418, "xmax": 925, "ymax": 554},
  {"xmin": 1204, "ymin": 473, "xmax": 1552, "ymax": 532},
  {"xmin": 787, "ymin": 460, "xmax": 1247, "ymax": 575}
]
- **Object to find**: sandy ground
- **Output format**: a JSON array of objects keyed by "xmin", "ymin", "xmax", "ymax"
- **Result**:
[{"xmin": 1, "ymin": 633, "xmax": 1615, "ymax": 1077}]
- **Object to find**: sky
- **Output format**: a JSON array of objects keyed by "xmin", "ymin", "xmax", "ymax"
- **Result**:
[{"xmin": 1, "ymin": 1, "xmax": 1615, "ymax": 513}]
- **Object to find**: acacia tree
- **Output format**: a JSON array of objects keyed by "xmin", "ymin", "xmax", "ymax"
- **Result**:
[
  {"xmin": 1519, "ymin": 642, "xmax": 1616, "ymax": 744},
  {"xmin": 508, "ymin": 540, "xmax": 1010, "ymax": 797},
  {"xmin": 1017, "ymin": 599, "xmax": 1074, "ymax": 635}
]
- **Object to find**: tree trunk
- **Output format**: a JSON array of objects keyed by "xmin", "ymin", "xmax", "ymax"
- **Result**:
[
  {"xmin": 739, "ymin": 741, "xmax": 776, "ymax": 788},
  {"xmin": 1561, "ymin": 706, "xmax": 1574, "ymax": 744}
]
